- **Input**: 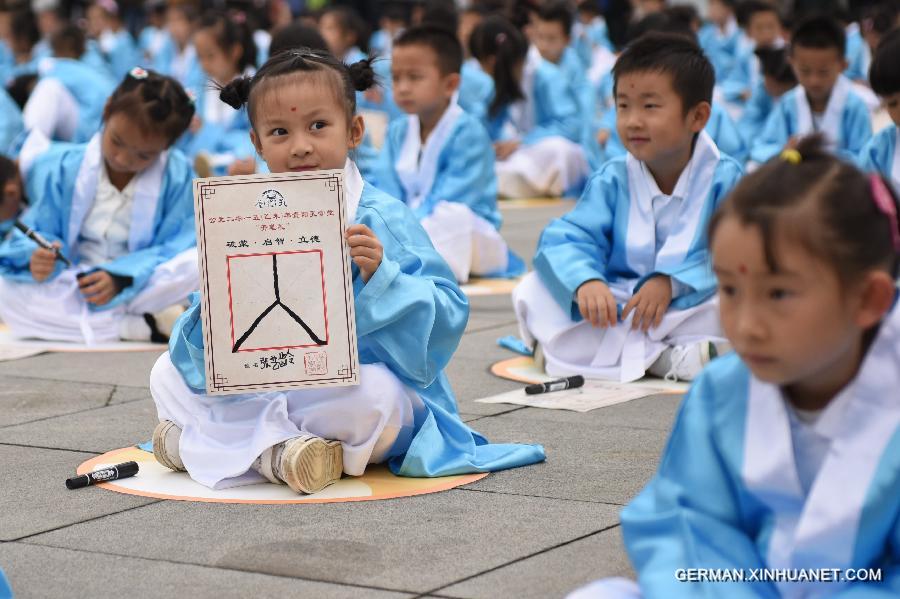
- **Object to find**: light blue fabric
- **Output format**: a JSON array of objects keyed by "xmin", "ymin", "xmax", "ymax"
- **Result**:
[
  {"xmin": 0, "ymin": 138, "xmax": 196, "ymax": 310},
  {"xmin": 845, "ymin": 27, "xmax": 869, "ymax": 82},
  {"xmin": 559, "ymin": 47, "xmax": 603, "ymax": 174},
  {"xmin": 572, "ymin": 17, "xmax": 612, "ymax": 68},
  {"xmin": 859, "ymin": 124, "xmax": 897, "ymax": 182},
  {"xmin": 533, "ymin": 149, "xmax": 742, "ymax": 320},
  {"xmin": 719, "ymin": 36, "xmax": 758, "ymax": 104},
  {"xmin": 737, "ymin": 80, "xmax": 776, "ymax": 145},
  {"xmin": 621, "ymin": 350, "xmax": 900, "ymax": 598},
  {"xmin": 152, "ymin": 37, "xmax": 206, "ymax": 92},
  {"xmin": 176, "ymin": 83, "xmax": 255, "ymax": 172},
  {"xmin": 82, "ymin": 41, "xmax": 115, "ymax": 79},
  {"xmin": 0, "ymin": 40, "xmax": 14, "ymax": 85},
  {"xmin": 0, "ymin": 568, "xmax": 10, "ymax": 599},
  {"xmin": 458, "ymin": 60, "xmax": 494, "ymax": 124},
  {"xmin": 369, "ymin": 29, "xmax": 391, "ymax": 57},
  {"xmin": 349, "ymin": 47, "xmax": 403, "ymax": 123},
  {"xmin": 698, "ymin": 21, "xmax": 742, "ymax": 80},
  {"xmin": 750, "ymin": 83, "xmax": 872, "ymax": 163},
  {"xmin": 485, "ymin": 58, "xmax": 581, "ymax": 146},
  {"xmin": 97, "ymin": 30, "xmax": 142, "ymax": 80},
  {"xmin": 0, "ymin": 87, "xmax": 23, "ymax": 156},
  {"xmin": 168, "ymin": 181, "xmax": 546, "ymax": 477},
  {"xmin": 39, "ymin": 58, "xmax": 117, "ymax": 143}
]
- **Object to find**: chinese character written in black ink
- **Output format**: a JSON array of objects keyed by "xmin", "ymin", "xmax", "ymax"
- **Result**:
[
  {"xmin": 238, "ymin": 240, "xmax": 249, "ymax": 248},
  {"xmin": 226, "ymin": 241, "xmax": 236, "ymax": 248},
  {"xmin": 263, "ymin": 239, "xmax": 273, "ymax": 246}
]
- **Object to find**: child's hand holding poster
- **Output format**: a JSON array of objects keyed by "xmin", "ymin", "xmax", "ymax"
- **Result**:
[{"xmin": 194, "ymin": 170, "xmax": 359, "ymax": 395}]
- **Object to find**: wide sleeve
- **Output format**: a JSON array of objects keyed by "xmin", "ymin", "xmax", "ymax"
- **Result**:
[
  {"xmin": 532, "ymin": 165, "xmax": 619, "ymax": 320},
  {"xmin": 857, "ymin": 127, "xmax": 893, "ymax": 173},
  {"xmin": 621, "ymin": 362, "xmax": 780, "ymax": 599},
  {"xmin": 422, "ymin": 120, "xmax": 500, "ymax": 228},
  {"xmin": 750, "ymin": 95, "xmax": 792, "ymax": 164},
  {"xmin": 524, "ymin": 65, "xmax": 582, "ymax": 145},
  {"xmin": 354, "ymin": 197, "xmax": 469, "ymax": 388},
  {"xmin": 708, "ymin": 107, "xmax": 749, "ymax": 165},
  {"xmin": 840, "ymin": 97, "xmax": 873, "ymax": 161}
]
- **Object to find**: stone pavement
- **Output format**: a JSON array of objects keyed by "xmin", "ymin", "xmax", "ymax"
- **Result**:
[{"xmin": 0, "ymin": 202, "xmax": 679, "ymax": 598}]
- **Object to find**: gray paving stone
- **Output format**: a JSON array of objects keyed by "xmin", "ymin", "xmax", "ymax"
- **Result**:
[
  {"xmin": 0, "ymin": 377, "xmax": 114, "ymax": 427},
  {"xmin": 459, "ymin": 414, "xmax": 667, "ymax": 506},
  {"xmin": 110, "ymin": 385, "xmax": 152, "ymax": 405},
  {"xmin": 0, "ymin": 445, "xmax": 158, "ymax": 541},
  {"xmin": 0, "ymin": 542, "xmax": 413, "ymax": 599},
  {"xmin": 440, "ymin": 526, "xmax": 633, "ymax": 599},
  {"xmin": 0, "ymin": 350, "xmax": 164, "ymax": 387},
  {"xmin": 27, "ymin": 490, "xmax": 619, "ymax": 593},
  {"xmin": 0, "ymin": 398, "xmax": 158, "ymax": 454}
]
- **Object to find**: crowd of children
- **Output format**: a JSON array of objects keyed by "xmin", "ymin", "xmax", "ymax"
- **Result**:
[{"xmin": 0, "ymin": 1, "xmax": 898, "ymax": 596}]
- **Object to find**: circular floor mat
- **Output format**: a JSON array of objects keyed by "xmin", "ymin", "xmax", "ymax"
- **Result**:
[
  {"xmin": 460, "ymin": 277, "xmax": 522, "ymax": 297},
  {"xmin": 78, "ymin": 447, "xmax": 487, "ymax": 504}
]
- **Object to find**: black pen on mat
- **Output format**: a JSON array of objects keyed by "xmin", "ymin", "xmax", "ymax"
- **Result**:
[
  {"xmin": 525, "ymin": 375, "xmax": 585, "ymax": 395},
  {"xmin": 14, "ymin": 220, "xmax": 73, "ymax": 267},
  {"xmin": 66, "ymin": 461, "xmax": 139, "ymax": 489}
]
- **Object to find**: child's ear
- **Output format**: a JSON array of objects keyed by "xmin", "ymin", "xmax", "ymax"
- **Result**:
[
  {"xmin": 249, "ymin": 129, "xmax": 263, "ymax": 156},
  {"xmin": 444, "ymin": 72, "xmax": 461, "ymax": 96},
  {"xmin": 229, "ymin": 43, "xmax": 243, "ymax": 68},
  {"xmin": 853, "ymin": 271, "xmax": 897, "ymax": 329},
  {"xmin": 348, "ymin": 115, "xmax": 365, "ymax": 150},
  {"xmin": 688, "ymin": 101, "xmax": 711, "ymax": 133}
]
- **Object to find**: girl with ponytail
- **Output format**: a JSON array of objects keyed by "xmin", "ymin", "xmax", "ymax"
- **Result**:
[
  {"xmin": 469, "ymin": 16, "xmax": 590, "ymax": 198},
  {"xmin": 0, "ymin": 68, "xmax": 199, "ymax": 345},
  {"xmin": 147, "ymin": 48, "xmax": 546, "ymax": 495}
]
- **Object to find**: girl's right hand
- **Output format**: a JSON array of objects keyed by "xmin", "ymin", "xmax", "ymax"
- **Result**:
[
  {"xmin": 576, "ymin": 279, "xmax": 617, "ymax": 328},
  {"xmin": 30, "ymin": 242, "xmax": 60, "ymax": 282}
]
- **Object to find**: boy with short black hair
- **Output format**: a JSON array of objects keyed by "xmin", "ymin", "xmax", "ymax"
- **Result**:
[
  {"xmin": 721, "ymin": 0, "xmax": 784, "ymax": 104},
  {"xmin": 513, "ymin": 32, "xmax": 742, "ymax": 382},
  {"xmin": 751, "ymin": 15, "xmax": 872, "ymax": 163},
  {"xmin": 737, "ymin": 46, "xmax": 797, "ymax": 143},
  {"xmin": 698, "ymin": 0, "xmax": 740, "ymax": 78},
  {"xmin": 859, "ymin": 27, "xmax": 900, "ymax": 190},
  {"xmin": 374, "ymin": 25, "xmax": 522, "ymax": 283}
]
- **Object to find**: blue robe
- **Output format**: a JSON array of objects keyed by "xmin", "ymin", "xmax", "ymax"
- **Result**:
[
  {"xmin": 698, "ymin": 18, "xmax": 741, "ymax": 80},
  {"xmin": 737, "ymin": 81, "xmax": 776, "ymax": 146},
  {"xmin": 168, "ymin": 175, "xmax": 546, "ymax": 477},
  {"xmin": 81, "ymin": 40, "xmax": 115, "ymax": 79},
  {"xmin": 534, "ymin": 132, "xmax": 743, "ymax": 320},
  {"xmin": 0, "ymin": 134, "xmax": 196, "ymax": 310},
  {"xmin": 559, "ymin": 47, "xmax": 604, "ymax": 173},
  {"xmin": 97, "ymin": 29, "xmax": 142, "ymax": 80},
  {"xmin": 177, "ymin": 83, "xmax": 256, "ymax": 172},
  {"xmin": 859, "ymin": 124, "xmax": 900, "ymax": 191},
  {"xmin": 152, "ymin": 38, "xmax": 206, "ymax": 93},
  {"xmin": 0, "ymin": 40, "xmax": 13, "ymax": 85},
  {"xmin": 751, "ymin": 77, "xmax": 872, "ymax": 164},
  {"xmin": 138, "ymin": 26, "xmax": 168, "ymax": 64},
  {"xmin": 458, "ymin": 60, "xmax": 494, "ymax": 124},
  {"xmin": 0, "ymin": 87, "xmax": 23, "ymax": 156},
  {"xmin": 620, "ymin": 301, "xmax": 900, "ymax": 598},
  {"xmin": 845, "ymin": 24, "xmax": 868, "ymax": 82},
  {"xmin": 347, "ymin": 47, "xmax": 404, "ymax": 123},
  {"xmin": 572, "ymin": 16, "xmax": 613, "ymax": 68},
  {"xmin": 37, "ymin": 58, "xmax": 117, "ymax": 144}
]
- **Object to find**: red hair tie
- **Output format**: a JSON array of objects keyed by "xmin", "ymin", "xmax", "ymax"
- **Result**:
[{"xmin": 870, "ymin": 174, "xmax": 900, "ymax": 251}]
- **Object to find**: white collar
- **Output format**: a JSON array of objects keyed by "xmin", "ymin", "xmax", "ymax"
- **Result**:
[
  {"xmin": 639, "ymin": 154, "xmax": 692, "ymax": 202},
  {"xmin": 344, "ymin": 158, "xmax": 363, "ymax": 221},
  {"xmin": 395, "ymin": 103, "xmax": 463, "ymax": 210},
  {"xmin": 795, "ymin": 75, "xmax": 852, "ymax": 147}
]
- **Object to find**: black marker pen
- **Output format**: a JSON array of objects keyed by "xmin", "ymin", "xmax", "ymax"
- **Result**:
[
  {"xmin": 66, "ymin": 461, "xmax": 139, "ymax": 489},
  {"xmin": 14, "ymin": 220, "xmax": 73, "ymax": 267},
  {"xmin": 525, "ymin": 375, "xmax": 585, "ymax": 395}
]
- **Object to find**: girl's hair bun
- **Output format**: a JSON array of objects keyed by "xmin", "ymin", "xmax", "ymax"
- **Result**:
[
  {"xmin": 218, "ymin": 76, "xmax": 252, "ymax": 109},
  {"xmin": 347, "ymin": 57, "xmax": 377, "ymax": 92}
]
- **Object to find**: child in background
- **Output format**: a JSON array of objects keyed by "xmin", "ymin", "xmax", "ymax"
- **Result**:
[
  {"xmin": 572, "ymin": 0, "xmax": 613, "ymax": 69},
  {"xmin": 0, "ymin": 69, "xmax": 198, "ymax": 344},
  {"xmin": 720, "ymin": 0, "xmax": 784, "ymax": 106},
  {"xmin": 737, "ymin": 46, "xmax": 797, "ymax": 146},
  {"xmin": 514, "ymin": 33, "xmax": 742, "ymax": 382},
  {"xmin": 469, "ymin": 16, "xmax": 589, "ymax": 198},
  {"xmin": 752, "ymin": 16, "xmax": 872, "ymax": 164},
  {"xmin": 85, "ymin": 0, "xmax": 140, "ymax": 81},
  {"xmin": 369, "ymin": 0, "xmax": 411, "ymax": 58},
  {"xmin": 152, "ymin": 1, "xmax": 204, "ymax": 93},
  {"xmin": 0, "ymin": 86, "xmax": 23, "ymax": 156},
  {"xmin": 860, "ymin": 27, "xmax": 900, "ymax": 191},
  {"xmin": 845, "ymin": 2, "xmax": 899, "ymax": 84},
  {"xmin": 5, "ymin": 8, "xmax": 42, "ymax": 81},
  {"xmin": 184, "ymin": 11, "xmax": 257, "ymax": 177},
  {"xmin": 149, "ymin": 49, "xmax": 545, "ymax": 493},
  {"xmin": 374, "ymin": 26, "xmax": 522, "ymax": 283},
  {"xmin": 698, "ymin": 0, "xmax": 740, "ymax": 79},
  {"xmin": 22, "ymin": 25, "xmax": 116, "ymax": 144},
  {"xmin": 0, "ymin": 155, "xmax": 25, "ymax": 237},
  {"xmin": 138, "ymin": 0, "xmax": 168, "ymax": 65},
  {"xmin": 570, "ymin": 136, "xmax": 900, "ymax": 599}
]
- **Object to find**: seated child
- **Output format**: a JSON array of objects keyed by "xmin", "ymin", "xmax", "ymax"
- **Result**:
[
  {"xmin": 0, "ymin": 69, "xmax": 198, "ymax": 344},
  {"xmin": 0, "ymin": 155, "xmax": 25, "ymax": 237},
  {"xmin": 374, "ymin": 26, "xmax": 522, "ymax": 284},
  {"xmin": 845, "ymin": 2, "xmax": 898, "ymax": 84},
  {"xmin": 138, "ymin": 0, "xmax": 167, "ymax": 65},
  {"xmin": 698, "ymin": 0, "xmax": 741, "ymax": 79},
  {"xmin": 570, "ymin": 136, "xmax": 900, "ymax": 599},
  {"xmin": 572, "ymin": 0, "xmax": 613, "ymax": 69},
  {"xmin": 22, "ymin": 24, "xmax": 116, "ymax": 144},
  {"xmin": 750, "ymin": 16, "xmax": 872, "ymax": 164},
  {"xmin": 5, "ymin": 8, "xmax": 42, "ymax": 81},
  {"xmin": 369, "ymin": 0, "xmax": 411, "ymax": 58},
  {"xmin": 719, "ymin": 0, "xmax": 784, "ymax": 106},
  {"xmin": 859, "ymin": 27, "xmax": 900, "ymax": 191},
  {"xmin": 151, "ymin": 2, "xmax": 205, "ymax": 92},
  {"xmin": 85, "ymin": 0, "xmax": 141, "ymax": 81},
  {"xmin": 148, "ymin": 49, "xmax": 546, "ymax": 493},
  {"xmin": 737, "ymin": 46, "xmax": 797, "ymax": 146},
  {"xmin": 469, "ymin": 16, "xmax": 589, "ymax": 198},
  {"xmin": 0, "ymin": 86, "xmax": 23, "ymax": 156},
  {"xmin": 513, "ymin": 33, "xmax": 742, "ymax": 382}
]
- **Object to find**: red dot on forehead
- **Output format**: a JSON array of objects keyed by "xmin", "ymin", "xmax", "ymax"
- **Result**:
[
  {"xmin": 738, "ymin": 264, "xmax": 748, "ymax": 274},
  {"xmin": 291, "ymin": 107, "xmax": 297, "ymax": 111}
]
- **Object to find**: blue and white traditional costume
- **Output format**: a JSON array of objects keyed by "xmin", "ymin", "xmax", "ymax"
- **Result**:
[
  {"xmin": 489, "ymin": 47, "xmax": 589, "ymax": 198},
  {"xmin": 750, "ymin": 76, "xmax": 872, "ymax": 163},
  {"xmin": 513, "ymin": 132, "xmax": 741, "ymax": 381},
  {"xmin": 0, "ymin": 132, "xmax": 199, "ymax": 343},
  {"xmin": 737, "ymin": 80, "xmax": 777, "ymax": 146},
  {"xmin": 149, "ymin": 160, "xmax": 546, "ymax": 489},
  {"xmin": 569, "ymin": 300, "xmax": 900, "ymax": 598},
  {"xmin": 178, "ymin": 82, "xmax": 256, "ymax": 175},
  {"xmin": 699, "ymin": 16, "xmax": 741, "ymax": 80},
  {"xmin": 373, "ymin": 103, "xmax": 523, "ymax": 282},
  {"xmin": 457, "ymin": 59, "xmax": 494, "ymax": 125},
  {"xmin": 859, "ymin": 124, "xmax": 900, "ymax": 192},
  {"xmin": 152, "ymin": 38, "xmax": 205, "ymax": 93},
  {"xmin": 571, "ymin": 15, "xmax": 612, "ymax": 69},
  {"xmin": 0, "ymin": 87, "xmax": 23, "ymax": 156},
  {"xmin": 96, "ymin": 28, "xmax": 141, "ymax": 80}
]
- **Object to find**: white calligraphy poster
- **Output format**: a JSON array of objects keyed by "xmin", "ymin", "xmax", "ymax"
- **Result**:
[{"xmin": 194, "ymin": 170, "xmax": 359, "ymax": 395}]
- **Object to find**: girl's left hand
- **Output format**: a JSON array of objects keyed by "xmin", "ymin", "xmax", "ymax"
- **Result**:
[
  {"xmin": 78, "ymin": 270, "xmax": 120, "ymax": 306},
  {"xmin": 622, "ymin": 275, "xmax": 673, "ymax": 332},
  {"xmin": 345, "ymin": 224, "xmax": 383, "ymax": 283}
]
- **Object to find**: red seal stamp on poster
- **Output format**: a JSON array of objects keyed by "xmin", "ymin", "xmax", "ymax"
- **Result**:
[{"xmin": 304, "ymin": 351, "xmax": 327, "ymax": 376}]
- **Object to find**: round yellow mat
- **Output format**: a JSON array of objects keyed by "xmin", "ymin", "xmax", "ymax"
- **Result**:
[
  {"xmin": 460, "ymin": 276, "xmax": 523, "ymax": 297},
  {"xmin": 78, "ymin": 447, "xmax": 487, "ymax": 504}
]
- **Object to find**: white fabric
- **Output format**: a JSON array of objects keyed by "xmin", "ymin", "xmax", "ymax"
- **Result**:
[
  {"xmin": 566, "ymin": 577, "xmax": 642, "ymax": 599},
  {"xmin": 150, "ymin": 355, "xmax": 424, "ymax": 489},
  {"xmin": 587, "ymin": 45, "xmax": 616, "ymax": 87},
  {"xmin": 420, "ymin": 201, "xmax": 508, "ymax": 283},
  {"xmin": 496, "ymin": 137, "xmax": 589, "ymax": 198},
  {"xmin": 395, "ymin": 103, "xmax": 464, "ymax": 210},
  {"xmin": 171, "ymin": 45, "xmax": 196, "ymax": 87},
  {"xmin": 506, "ymin": 45, "xmax": 542, "ymax": 138},
  {"xmin": 202, "ymin": 84, "xmax": 238, "ymax": 126},
  {"xmin": 513, "ymin": 272, "xmax": 725, "ymax": 382},
  {"xmin": 742, "ymin": 305, "xmax": 900, "ymax": 597},
  {"xmin": 795, "ymin": 75, "xmax": 851, "ymax": 150},
  {"xmin": 343, "ymin": 158, "xmax": 363, "ymax": 221},
  {"xmin": 98, "ymin": 29, "xmax": 117, "ymax": 54},
  {"xmin": 787, "ymin": 408, "xmax": 830, "ymax": 495},
  {"xmin": 0, "ymin": 248, "xmax": 199, "ymax": 344},
  {"xmin": 17, "ymin": 129, "xmax": 52, "ymax": 178},
  {"xmin": 23, "ymin": 78, "xmax": 79, "ymax": 142},
  {"xmin": 77, "ymin": 164, "xmax": 137, "ymax": 266},
  {"xmin": 892, "ymin": 128, "xmax": 900, "ymax": 190}
]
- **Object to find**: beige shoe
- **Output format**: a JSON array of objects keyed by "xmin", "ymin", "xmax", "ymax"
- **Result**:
[
  {"xmin": 254, "ymin": 435, "xmax": 343, "ymax": 494},
  {"xmin": 152, "ymin": 420, "xmax": 186, "ymax": 472}
]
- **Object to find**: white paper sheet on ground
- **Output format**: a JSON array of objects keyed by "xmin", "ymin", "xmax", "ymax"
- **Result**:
[
  {"xmin": 0, "ymin": 327, "xmax": 164, "ymax": 361},
  {"xmin": 475, "ymin": 379, "xmax": 688, "ymax": 412}
]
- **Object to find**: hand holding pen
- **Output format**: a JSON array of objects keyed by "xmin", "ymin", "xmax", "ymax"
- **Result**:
[{"xmin": 15, "ymin": 220, "xmax": 73, "ymax": 280}]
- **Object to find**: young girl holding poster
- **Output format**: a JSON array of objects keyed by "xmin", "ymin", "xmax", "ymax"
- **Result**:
[{"xmin": 149, "ymin": 49, "xmax": 545, "ymax": 495}]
